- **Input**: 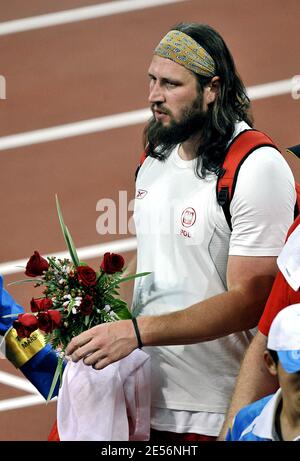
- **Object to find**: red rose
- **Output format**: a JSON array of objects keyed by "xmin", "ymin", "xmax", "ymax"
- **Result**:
[
  {"xmin": 25, "ymin": 251, "xmax": 49, "ymax": 277},
  {"xmin": 30, "ymin": 297, "xmax": 53, "ymax": 312},
  {"xmin": 37, "ymin": 310, "xmax": 62, "ymax": 333},
  {"xmin": 100, "ymin": 252, "xmax": 125, "ymax": 274},
  {"xmin": 79, "ymin": 295, "xmax": 94, "ymax": 316},
  {"xmin": 77, "ymin": 265, "xmax": 97, "ymax": 287},
  {"xmin": 13, "ymin": 313, "xmax": 38, "ymax": 338}
]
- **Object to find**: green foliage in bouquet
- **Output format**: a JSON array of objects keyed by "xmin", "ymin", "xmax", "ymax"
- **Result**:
[{"xmin": 9, "ymin": 195, "xmax": 149, "ymax": 401}]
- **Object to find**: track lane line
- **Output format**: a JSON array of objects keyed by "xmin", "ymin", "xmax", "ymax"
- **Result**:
[
  {"xmin": 0, "ymin": 78, "xmax": 295, "ymax": 152},
  {"xmin": 0, "ymin": 0, "xmax": 187, "ymax": 36},
  {"xmin": 0, "ymin": 238, "xmax": 137, "ymax": 276},
  {"xmin": 0, "ymin": 370, "xmax": 40, "ymax": 394},
  {"xmin": 0, "ymin": 395, "xmax": 55, "ymax": 412}
]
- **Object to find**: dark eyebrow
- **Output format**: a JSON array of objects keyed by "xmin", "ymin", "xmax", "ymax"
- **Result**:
[
  {"xmin": 148, "ymin": 73, "xmax": 181, "ymax": 85},
  {"xmin": 162, "ymin": 77, "xmax": 181, "ymax": 85}
]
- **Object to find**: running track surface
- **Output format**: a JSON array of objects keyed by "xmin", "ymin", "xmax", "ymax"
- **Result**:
[{"xmin": 0, "ymin": 0, "xmax": 299, "ymax": 440}]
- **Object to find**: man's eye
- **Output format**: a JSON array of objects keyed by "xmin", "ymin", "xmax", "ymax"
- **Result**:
[{"xmin": 166, "ymin": 81, "xmax": 176, "ymax": 88}]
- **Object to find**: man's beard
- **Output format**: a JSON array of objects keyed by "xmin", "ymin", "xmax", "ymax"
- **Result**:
[{"xmin": 146, "ymin": 94, "xmax": 207, "ymax": 157}]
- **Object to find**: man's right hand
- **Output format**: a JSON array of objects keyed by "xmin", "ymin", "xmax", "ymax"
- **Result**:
[{"xmin": 66, "ymin": 319, "xmax": 138, "ymax": 370}]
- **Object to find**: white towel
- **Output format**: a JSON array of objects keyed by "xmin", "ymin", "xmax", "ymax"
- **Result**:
[
  {"xmin": 57, "ymin": 349, "xmax": 151, "ymax": 441},
  {"xmin": 277, "ymin": 223, "xmax": 300, "ymax": 291}
]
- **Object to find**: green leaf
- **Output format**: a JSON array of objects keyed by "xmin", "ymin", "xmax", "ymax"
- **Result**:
[
  {"xmin": 84, "ymin": 315, "xmax": 90, "ymax": 326},
  {"xmin": 59, "ymin": 359, "xmax": 64, "ymax": 385},
  {"xmin": 66, "ymin": 299, "xmax": 75, "ymax": 317},
  {"xmin": 88, "ymin": 315, "xmax": 95, "ymax": 329},
  {"xmin": 111, "ymin": 299, "xmax": 132, "ymax": 320},
  {"xmin": 120, "ymin": 271, "xmax": 151, "ymax": 283},
  {"xmin": 114, "ymin": 307, "xmax": 132, "ymax": 320},
  {"xmin": 48, "ymin": 257, "xmax": 62, "ymax": 272},
  {"xmin": 55, "ymin": 195, "xmax": 80, "ymax": 267},
  {"xmin": 106, "ymin": 272, "xmax": 151, "ymax": 291},
  {"xmin": 46, "ymin": 355, "xmax": 64, "ymax": 403},
  {"xmin": 7, "ymin": 278, "xmax": 44, "ymax": 286},
  {"xmin": 1, "ymin": 314, "xmax": 19, "ymax": 318}
]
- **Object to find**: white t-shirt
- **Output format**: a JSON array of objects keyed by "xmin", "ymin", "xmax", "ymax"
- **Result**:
[{"xmin": 132, "ymin": 121, "xmax": 296, "ymax": 435}]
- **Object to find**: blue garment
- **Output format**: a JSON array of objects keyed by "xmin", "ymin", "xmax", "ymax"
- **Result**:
[
  {"xmin": 0, "ymin": 274, "xmax": 65, "ymax": 399},
  {"xmin": 226, "ymin": 388, "xmax": 300, "ymax": 442},
  {"xmin": 226, "ymin": 395, "xmax": 273, "ymax": 441},
  {"xmin": 226, "ymin": 389, "xmax": 300, "ymax": 441},
  {"xmin": 0, "ymin": 275, "xmax": 23, "ymax": 335}
]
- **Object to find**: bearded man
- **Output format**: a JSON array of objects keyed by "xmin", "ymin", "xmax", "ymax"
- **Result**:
[
  {"xmin": 2, "ymin": 23, "xmax": 296, "ymax": 441},
  {"xmin": 65, "ymin": 23, "xmax": 296, "ymax": 440}
]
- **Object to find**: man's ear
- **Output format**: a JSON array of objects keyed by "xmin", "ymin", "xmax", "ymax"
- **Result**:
[
  {"xmin": 206, "ymin": 76, "xmax": 220, "ymax": 104},
  {"xmin": 263, "ymin": 350, "xmax": 278, "ymax": 377}
]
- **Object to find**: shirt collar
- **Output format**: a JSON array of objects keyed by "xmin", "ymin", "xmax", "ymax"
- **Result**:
[
  {"xmin": 242, "ymin": 389, "xmax": 300, "ymax": 441},
  {"xmin": 241, "ymin": 389, "xmax": 282, "ymax": 440}
]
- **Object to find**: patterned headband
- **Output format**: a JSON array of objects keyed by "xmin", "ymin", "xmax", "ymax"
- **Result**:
[{"xmin": 154, "ymin": 30, "xmax": 216, "ymax": 78}]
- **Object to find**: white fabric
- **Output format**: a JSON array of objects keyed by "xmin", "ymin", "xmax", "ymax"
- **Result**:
[
  {"xmin": 241, "ymin": 389, "xmax": 300, "ymax": 441},
  {"xmin": 150, "ymin": 407, "xmax": 224, "ymax": 436},
  {"xmin": 241, "ymin": 389, "xmax": 282, "ymax": 440},
  {"xmin": 277, "ymin": 223, "xmax": 300, "ymax": 291},
  {"xmin": 229, "ymin": 144, "xmax": 296, "ymax": 256},
  {"xmin": 267, "ymin": 303, "xmax": 300, "ymax": 351},
  {"xmin": 57, "ymin": 349, "xmax": 151, "ymax": 441},
  {"xmin": 132, "ymin": 121, "xmax": 295, "ymax": 434}
]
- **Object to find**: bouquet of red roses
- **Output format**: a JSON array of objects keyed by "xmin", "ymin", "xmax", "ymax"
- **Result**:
[{"xmin": 8, "ymin": 196, "xmax": 149, "ymax": 401}]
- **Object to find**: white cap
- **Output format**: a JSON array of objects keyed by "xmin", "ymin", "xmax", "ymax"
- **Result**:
[{"xmin": 267, "ymin": 303, "xmax": 300, "ymax": 373}]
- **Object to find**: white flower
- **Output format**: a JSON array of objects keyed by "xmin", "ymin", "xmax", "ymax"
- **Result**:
[
  {"xmin": 72, "ymin": 307, "xmax": 77, "ymax": 315},
  {"xmin": 109, "ymin": 312, "xmax": 118, "ymax": 320},
  {"xmin": 104, "ymin": 304, "xmax": 111, "ymax": 313}
]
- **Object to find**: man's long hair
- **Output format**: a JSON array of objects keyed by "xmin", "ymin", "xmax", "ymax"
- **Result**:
[{"xmin": 144, "ymin": 23, "xmax": 253, "ymax": 177}]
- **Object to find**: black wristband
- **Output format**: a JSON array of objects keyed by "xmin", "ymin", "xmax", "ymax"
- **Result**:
[{"xmin": 132, "ymin": 317, "xmax": 143, "ymax": 349}]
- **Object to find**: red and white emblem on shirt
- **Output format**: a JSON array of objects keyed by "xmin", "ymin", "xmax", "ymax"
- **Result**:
[
  {"xmin": 181, "ymin": 207, "xmax": 196, "ymax": 227},
  {"xmin": 136, "ymin": 189, "xmax": 148, "ymax": 199}
]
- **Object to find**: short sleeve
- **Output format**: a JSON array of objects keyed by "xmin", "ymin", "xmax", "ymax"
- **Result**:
[{"xmin": 229, "ymin": 146, "xmax": 296, "ymax": 256}]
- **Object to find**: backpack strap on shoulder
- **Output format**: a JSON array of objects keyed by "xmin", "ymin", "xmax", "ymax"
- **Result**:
[
  {"xmin": 286, "ymin": 145, "xmax": 300, "ymax": 218},
  {"xmin": 216, "ymin": 129, "xmax": 279, "ymax": 230},
  {"xmin": 294, "ymin": 183, "xmax": 300, "ymax": 218},
  {"xmin": 135, "ymin": 150, "xmax": 148, "ymax": 181}
]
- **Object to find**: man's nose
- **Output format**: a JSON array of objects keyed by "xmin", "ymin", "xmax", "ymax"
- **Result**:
[{"xmin": 148, "ymin": 81, "xmax": 165, "ymax": 104}]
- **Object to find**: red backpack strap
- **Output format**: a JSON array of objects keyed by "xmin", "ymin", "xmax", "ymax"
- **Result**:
[
  {"xmin": 294, "ymin": 182, "xmax": 300, "ymax": 218},
  {"xmin": 286, "ymin": 214, "xmax": 300, "ymax": 240},
  {"xmin": 286, "ymin": 146, "xmax": 300, "ymax": 218},
  {"xmin": 135, "ymin": 150, "xmax": 148, "ymax": 181},
  {"xmin": 216, "ymin": 129, "xmax": 280, "ymax": 230}
]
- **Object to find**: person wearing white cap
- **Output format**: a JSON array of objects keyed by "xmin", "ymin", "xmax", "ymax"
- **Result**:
[
  {"xmin": 219, "ymin": 203, "xmax": 300, "ymax": 440},
  {"xmin": 226, "ymin": 303, "xmax": 300, "ymax": 441}
]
